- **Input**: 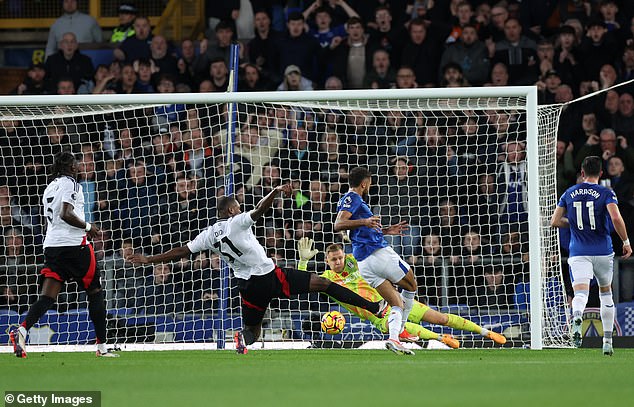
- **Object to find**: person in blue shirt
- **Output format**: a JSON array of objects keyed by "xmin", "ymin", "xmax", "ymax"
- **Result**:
[
  {"xmin": 551, "ymin": 156, "xmax": 631, "ymax": 356},
  {"xmin": 334, "ymin": 167, "xmax": 416, "ymax": 355}
]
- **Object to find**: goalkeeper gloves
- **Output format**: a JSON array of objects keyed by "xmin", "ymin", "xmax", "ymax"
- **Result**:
[{"xmin": 297, "ymin": 237, "xmax": 319, "ymax": 271}]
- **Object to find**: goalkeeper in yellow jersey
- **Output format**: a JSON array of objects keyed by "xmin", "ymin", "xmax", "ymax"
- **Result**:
[{"xmin": 297, "ymin": 238, "xmax": 507, "ymax": 348}]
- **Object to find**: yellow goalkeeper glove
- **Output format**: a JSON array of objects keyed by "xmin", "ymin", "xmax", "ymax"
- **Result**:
[{"xmin": 297, "ymin": 237, "xmax": 319, "ymax": 271}]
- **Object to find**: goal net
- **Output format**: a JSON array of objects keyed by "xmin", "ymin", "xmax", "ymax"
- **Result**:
[{"xmin": 0, "ymin": 88, "xmax": 570, "ymax": 351}]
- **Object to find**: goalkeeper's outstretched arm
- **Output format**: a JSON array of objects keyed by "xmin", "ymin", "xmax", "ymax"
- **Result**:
[{"xmin": 297, "ymin": 237, "xmax": 319, "ymax": 271}]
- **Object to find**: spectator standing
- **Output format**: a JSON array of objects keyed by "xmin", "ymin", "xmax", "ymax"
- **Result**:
[
  {"xmin": 439, "ymin": 23, "xmax": 490, "ymax": 86},
  {"xmin": 248, "ymin": 10, "xmax": 283, "ymax": 82},
  {"xmin": 45, "ymin": 0, "xmax": 102, "ymax": 58},
  {"xmin": 575, "ymin": 128, "xmax": 634, "ymax": 173},
  {"xmin": 554, "ymin": 25, "xmax": 584, "ymax": 90},
  {"xmin": 367, "ymin": 6, "xmax": 406, "ymax": 68},
  {"xmin": 363, "ymin": 48, "xmax": 397, "ymax": 89},
  {"xmin": 557, "ymin": 140, "xmax": 577, "ymax": 198},
  {"xmin": 328, "ymin": 15, "xmax": 377, "ymax": 88},
  {"xmin": 110, "ymin": 3, "xmax": 137, "ymax": 43},
  {"xmin": 612, "ymin": 92, "xmax": 634, "ymax": 141},
  {"xmin": 578, "ymin": 19, "xmax": 618, "ymax": 82},
  {"xmin": 150, "ymin": 35, "xmax": 179, "ymax": 79},
  {"xmin": 496, "ymin": 140, "xmax": 529, "ymax": 226},
  {"xmin": 44, "ymin": 32, "xmax": 94, "ymax": 94},
  {"xmin": 192, "ymin": 21, "xmax": 235, "ymax": 84},
  {"xmin": 401, "ymin": 18, "xmax": 448, "ymax": 87},
  {"xmin": 490, "ymin": 18, "xmax": 538, "ymax": 85},
  {"xmin": 277, "ymin": 11, "xmax": 320, "ymax": 82},
  {"xmin": 114, "ymin": 16, "xmax": 153, "ymax": 63}
]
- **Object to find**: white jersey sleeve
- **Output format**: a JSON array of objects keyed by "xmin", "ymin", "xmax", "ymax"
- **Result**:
[
  {"xmin": 43, "ymin": 176, "xmax": 87, "ymax": 248},
  {"xmin": 186, "ymin": 212, "xmax": 274, "ymax": 280}
]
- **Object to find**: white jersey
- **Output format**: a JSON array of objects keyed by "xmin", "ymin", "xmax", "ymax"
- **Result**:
[
  {"xmin": 42, "ymin": 176, "xmax": 86, "ymax": 248},
  {"xmin": 187, "ymin": 211, "xmax": 274, "ymax": 280}
]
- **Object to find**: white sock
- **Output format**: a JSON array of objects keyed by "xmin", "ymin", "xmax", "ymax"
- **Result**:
[
  {"xmin": 571, "ymin": 290, "xmax": 588, "ymax": 321},
  {"xmin": 18, "ymin": 326, "xmax": 27, "ymax": 338},
  {"xmin": 97, "ymin": 343, "xmax": 108, "ymax": 353},
  {"xmin": 480, "ymin": 328, "xmax": 490, "ymax": 337},
  {"xmin": 600, "ymin": 291, "xmax": 615, "ymax": 344},
  {"xmin": 400, "ymin": 290, "xmax": 415, "ymax": 331},
  {"xmin": 388, "ymin": 306, "xmax": 403, "ymax": 341}
]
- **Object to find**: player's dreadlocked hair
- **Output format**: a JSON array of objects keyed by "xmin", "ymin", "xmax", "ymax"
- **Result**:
[
  {"xmin": 50, "ymin": 151, "xmax": 76, "ymax": 177},
  {"xmin": 217, "ymin": 195, "xmax": 238, "ymax": 218},
  {"xmin": 349, "ymin": 167, "xmax": 372, "ymax": 187}
]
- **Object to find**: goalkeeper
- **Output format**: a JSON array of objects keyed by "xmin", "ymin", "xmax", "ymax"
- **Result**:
[{"xmin": 297, "ymin": 238, "xmax": 507, "ymax": 348}]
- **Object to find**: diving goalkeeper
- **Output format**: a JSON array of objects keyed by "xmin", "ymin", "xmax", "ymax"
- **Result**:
[{"xmin": 297, "ymin": 238, "xmax": 507, "ymax": 348}]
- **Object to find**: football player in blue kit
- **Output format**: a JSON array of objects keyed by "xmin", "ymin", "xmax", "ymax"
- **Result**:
[
  {"xmin": 551, "ymin": 156, "xmax": 631, "ymax": 355},
  {"xmin": 335, "ymin": 167, "xmax": 417, "ymax": 355}
]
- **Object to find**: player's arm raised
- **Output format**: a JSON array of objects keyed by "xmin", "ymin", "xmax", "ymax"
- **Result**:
[
  {"xmin": 550, "ymin": 206, "xmax": 569, "ymax": 228},
  {"xmin": 126, "ymin": 245, "xmax": 192, "ymax": 264},
  {"xmin": 607, "ymin": 203, "xmax": 632, "ymax": 259},
  {"xmin": 334, "ymin": 210, "xmax": 381, "ymax": 232},
  {"xmin": 250, "ymin": 183, "xmax": 293, "ymax": 222}
]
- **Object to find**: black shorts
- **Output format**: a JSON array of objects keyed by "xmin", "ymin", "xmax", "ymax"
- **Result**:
[
  {"xmin": 41, "ymin": 244, "xmax": 101, "ymax": 292},
  {"xmin": 237, "ymin": 266, "xmax": 311, "ymax": 327}
]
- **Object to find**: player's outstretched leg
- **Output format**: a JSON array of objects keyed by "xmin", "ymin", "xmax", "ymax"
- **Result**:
[
  {"xmin": 402, "ymin": 322, "xmax": 460, "ymax": 348},
  {"xmin": 310, "ymin": 275, "xmax": 385, "ymax": 316},
  {"xmin": 421, "ymin": 307, "xmax": 507, "ymax": 345}
]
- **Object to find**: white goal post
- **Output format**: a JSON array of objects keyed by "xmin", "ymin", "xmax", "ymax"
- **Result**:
[{"xmin": 0, "ymin": 87, "xmax": 570, "ymax": 352}]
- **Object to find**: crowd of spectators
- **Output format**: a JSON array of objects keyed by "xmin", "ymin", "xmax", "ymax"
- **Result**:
[{"xmin": 3, "ymin": 0, "xmax": 634, "ymax": 315}]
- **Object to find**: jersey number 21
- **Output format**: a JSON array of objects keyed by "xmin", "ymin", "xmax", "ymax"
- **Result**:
[{"xmin": 213, "ymin": 236, "xmax": 243, "ymax": 263}]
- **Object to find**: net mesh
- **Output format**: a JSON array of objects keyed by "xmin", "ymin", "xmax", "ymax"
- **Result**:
[{"xmin": 0, "ymin": 93, "xmax": 571, "ymax": 349}]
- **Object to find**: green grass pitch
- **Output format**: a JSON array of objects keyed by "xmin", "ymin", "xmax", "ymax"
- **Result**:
[{"xmin": 2, "ymin": 349, "xmax": 633, "ymax": 406}]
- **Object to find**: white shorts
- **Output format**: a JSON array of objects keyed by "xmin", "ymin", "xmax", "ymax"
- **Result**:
[
  {"xmin": 357, "ymin": 246, "xmax": 411, "ymax": 288},
  {"xmin": 567, "ymin": 254, "xmax": 614, "ymax": 287}
]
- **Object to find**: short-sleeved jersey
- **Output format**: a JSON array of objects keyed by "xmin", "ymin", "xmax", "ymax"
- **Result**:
[
  {"xmin": 557, "ymin": 182, "xmax": 617, "ymax": 256},
  {"xmin": 337, "ymin": 191, "xmax": 387, "ymax": 261},
  {"xmin": 186, "ymin": 211, "xmax": 274, "ymax": 280},
  {"xmin": 43, "ymin": 176, "xmax": 86, "ymax": 248}
]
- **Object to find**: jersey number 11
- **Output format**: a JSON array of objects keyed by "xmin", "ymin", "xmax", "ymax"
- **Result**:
[{"xmin": 573, "ymin": 201, "xmax": 596, "ymax": 230}]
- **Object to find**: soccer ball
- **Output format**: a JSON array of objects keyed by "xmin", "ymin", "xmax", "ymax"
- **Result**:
[{"xmin": 321, "ymin": 311, "xmax": 346, "ymax": 335}]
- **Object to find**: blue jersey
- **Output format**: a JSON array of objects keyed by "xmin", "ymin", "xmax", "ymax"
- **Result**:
[
  {"xmin": 337, "ymin": 191, "xmax": 388, "ymax": 261},
  {"xmin": 557, "ymin": 182, "xmax": 617, "ymax": 256}
]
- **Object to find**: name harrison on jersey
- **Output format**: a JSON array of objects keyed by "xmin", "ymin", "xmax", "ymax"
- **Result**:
[{"xmin": 570, "ymin": 188, "xmax": 601, "ymax": 199}]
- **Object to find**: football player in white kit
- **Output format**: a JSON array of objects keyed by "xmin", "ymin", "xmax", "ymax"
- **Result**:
[
  {"xmin": 127, "ymin": 183, "xmax": 387, "ymax": 354},
  {"xmin": 10, "ymin": 152, "xmax": 118, "ymax": 358}
]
